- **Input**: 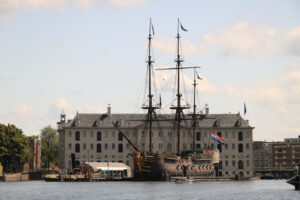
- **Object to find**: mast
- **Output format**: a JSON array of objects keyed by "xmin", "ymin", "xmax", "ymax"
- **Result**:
[
  {"xmin": 142, "ymin": 18, "xmax": 159, "ymax": 153},
  {"xmin": 192, "ymin": 68, "xmax": 197, "ymax": 152}
]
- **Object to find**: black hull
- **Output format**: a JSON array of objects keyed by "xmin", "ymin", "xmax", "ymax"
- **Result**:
[{"xmin": 287, "ymin": 175, "xmax": 300, "ymax": 190}]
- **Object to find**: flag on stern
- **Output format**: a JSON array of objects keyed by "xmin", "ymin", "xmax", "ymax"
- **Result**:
[
  {"xmin": 211, "ymin": 131, "xmax": 225, "ymax": 145},
  {"xmin": 244, "ymin": 102, "xmax": 247, "ymax": 116},
  {"xmin": 196, "ymin": 71, "xmax": 203, "ymax": 80}
]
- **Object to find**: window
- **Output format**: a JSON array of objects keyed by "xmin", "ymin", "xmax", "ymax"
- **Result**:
[
  {"xmin": 246, "ymin": 160, "xmax": 249, "ymax": 167},
  {"xmin": 69, "ymin": 131, "xmax": 72, "ymax": 138},
  {"xmin": 217, "ymin": 132, "xmax": 222, "ymax": 137},
  {"xmin": 167, "ymin": 143, "xmax": 172, "ymax": 149},
  {"xmin": 168, "ymin": 131, "xmax": 172, "ymax": 138},
  {"xmin": 90, "ymin": 131, "xmax": 93, "ymax": 138},
  {"xmin": 69, "ymin": 143, "xmax": 72, "ymax": 150},
  {"xmin": 83, "ymin": 143, "xmax": 86, "ymax": 150},
  {"xmin": 238, "ymin": 143, "xmax": 243, "ymax": 153},
  {"xmin": 97, "ymin": 131, "xmax": 102, "ymax": 141},
  {"xmin": 118, "ymin": 144, "xmax": 123, "ymax": 153},
  {"xmin": 232, "ymin": 143, "xmax": 235, "ymax": 150},
  {"xmin": 232, "ymin": 160, "xmax": 235, "ymax": 167},
  {"xmin": 158, "ymin": 143, "xmax": 163, "ymax": 150},
  {"xmin": 158, "ymin": 131, "xmax": 162, "ymax": 137},
  {"xmin": 90, "ymin": 143, "xmax": 94, "ymax": 150},
  {"xmin": 97, "ymin": 143, "xmax": 101, "ymax": 153},
  {"xmin": 112, "ymin": 131, "xmax": 115, "ymax": 138},
  {"xmin": 118, "ymin": 132, "xmax": 123, "ymax": 141},
  {"xmin": 75, "ymin": 143, "xmax": 80, "ymax": 153},
  {"xmin": 225, "ymin": 144, "xmax": 228, "ymax": 150},
  {"xmin": 238, "ymin": 160, "xmax": 244, "ymax": 169},
  {"xmin": 217, "ymin": 144, "xmax": 222, "ymax": 153},
  {"xmin": 238, "ymin": 132, "xmax": 243, "ymax": 141},
  {"xmin": 225, "ymin": 132, "xmax": 228, "ymax": 138},
  {"xmin": 196, "ymin": 143, "xmax": 201, "ymax": 149},
  {"xmin": 196, "ymin": 132, "xmax": 201, "ymax": 141},
  {"xmin": 75, "ymin": 131, "xmax": 80, "ymax": 141},
  {"xmin": 246, "ymin": 143, "xmax": 249, "ymax": 149},
  {"xmin": 232, "ymin": 132, "xmax": 235, "ymax": 138},
  {"xmin": 211, "ymin": 144, "xmax": 214, "ymax": 149},
  {"xmin": 112, "ymin": 143, "xmax": 115, "ymax": 149},
  {"xmin": 105, "ymin": 143, "xmax": 108, "ymax": 150},
  {"xmin": 83, "ymin": 131, "xmax": 86, "ymax": 137},
  {"xmin": 219, "ymin": 161, "xmax": 222, "ymax": 169}
]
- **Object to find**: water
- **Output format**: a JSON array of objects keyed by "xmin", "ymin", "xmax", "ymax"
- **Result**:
[{"xmin": 0, "ymin": 180, "xmax": 299, "ymax": 200}]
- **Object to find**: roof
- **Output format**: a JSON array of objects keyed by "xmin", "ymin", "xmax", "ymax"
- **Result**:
[
  {"xmin": 84, "ymin": 162, "xmax": 131, "ymax": 171},
  {"xmin": 62, "ymin": 112, "xmax": 253, "ymax": 129}
]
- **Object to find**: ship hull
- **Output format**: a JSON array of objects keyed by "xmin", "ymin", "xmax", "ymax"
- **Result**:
[{"xmin": 134, "ymin": 151, "xmax": 218, "ymax": 181}]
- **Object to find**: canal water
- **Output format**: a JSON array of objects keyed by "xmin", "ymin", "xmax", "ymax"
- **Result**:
[{"xmin": 0, "ymin": 180, "xmax": 299, "ymax": 200}]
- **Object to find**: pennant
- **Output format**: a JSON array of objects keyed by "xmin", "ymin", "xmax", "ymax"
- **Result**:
[
  {"xmin": 152, "ymin": 24, "xmax": 155, "ymax": 35},
  {"xmin": 180, "ymin": 23, "xmax": 188, "ymax": 32},
  {"xmin": 211, "ymin": 130, "xmax": 225, "ymax": 145},
  {"xmin": 196, "ymin": 71, "xmax": 202, "ymax": 80},
  {"xmin": 244, "ymin": 102, "xmax": 247, "ymax": 116}
]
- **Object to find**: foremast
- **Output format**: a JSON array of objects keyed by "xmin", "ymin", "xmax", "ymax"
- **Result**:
[{"xmin": 142, "ymin": 18, "xmax": 160, "ymax": 153}]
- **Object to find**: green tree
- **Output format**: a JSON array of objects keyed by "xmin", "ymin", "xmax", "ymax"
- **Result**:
[
  {"xmin": 41, "ymin": 125, "xmax": 58, "ymax": 168},
  {"xmin": 0, "ymin": 123, "xmax": 31, "ymax": 172}
]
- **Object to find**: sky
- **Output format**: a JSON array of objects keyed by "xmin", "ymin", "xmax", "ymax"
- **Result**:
[{"xmin": 0, "ymin": 0, "xmax": 299, "ymax": 141}]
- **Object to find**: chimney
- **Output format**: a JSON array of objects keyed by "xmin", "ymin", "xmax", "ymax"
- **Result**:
[
  {"xmin": 205, "ymin": 104, "xmax": 209, "ymax": 115},
  {"xmin": 107, "ymin": 104, "xmax": 111, "ymax": 117}
]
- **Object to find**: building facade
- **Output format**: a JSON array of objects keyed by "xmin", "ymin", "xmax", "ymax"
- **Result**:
[
  {"xmin": 253, "ymin": 141, "xmax": 273, "ymax": 176},
  {"xmin": 58, "ymin": 106, "xmax": 254, "ymax": 178}
]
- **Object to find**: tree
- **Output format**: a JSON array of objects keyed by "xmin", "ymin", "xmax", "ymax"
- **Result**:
[
  {"xmin": 0, "ymin": 123, "xmax": 31, "ymax": 173},
  {"xmin": 41, "ymin": 125, "xmax": 58, "ymax": 168}
]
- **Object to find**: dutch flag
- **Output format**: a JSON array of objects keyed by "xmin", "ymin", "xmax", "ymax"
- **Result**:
[{"xmin": 211, "ymin": 130, "xmax": 225, "ymax": 145}]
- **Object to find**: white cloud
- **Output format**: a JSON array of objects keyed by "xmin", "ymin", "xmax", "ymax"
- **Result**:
[
  {"xmin": 284, "ymin": 26, "xmax": 300, "ymax": 56},
  {"xmin": 50, "ymin": 98, "xmax": 104, "ymax": 119},
  {"xmin": 213, "ymin": 22, "xmax": 279, "ymax": 57},
  {"xmin": 223, "ymin": 64, "xmax": 300, "ymax": 114},
  {"xmin": 152, "ymin": 36, "xmax": 205, "ymax": 55},
  {"xmin": 6, "ymin": 104, "xmax": 37, "ymax": 121},
  {"xmin": 0, "ymin": 0, "xmax": 147, "ymax": 21}
]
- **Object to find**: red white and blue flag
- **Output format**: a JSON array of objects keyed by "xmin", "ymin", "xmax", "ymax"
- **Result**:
[{"xmin": 211, "ymin": 131, "xmax": 225, "ymax": 145}]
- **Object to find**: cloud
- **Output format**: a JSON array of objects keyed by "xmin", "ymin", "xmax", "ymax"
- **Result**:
[
  {"xmin": 0, "ymin": 0, "xmax": 147, "ymax": 21},
  {"xmin": 154, "ymin": 66, "xmax": 218, "ymax": 95},
  {"xmin": 6, "ymin": 104, "xmax": 38, "ymax": 121},
  {"xmin": 211, "ymin": 22, "xmax": 279, "ymax": 57},
  {"xmin": 284, "ymin": 26, "xmax": 300, "ymax": 56},
  {"xmin": 152, "ymin": 36, "xmax": 205, "ymax": 55},
  {"xmin": 50, "ymin": 98, "xmax": 104, "ymax": 119},
  {"xmin": 223, "ymin": 64, "xmax": 300, "ymax": 114}
]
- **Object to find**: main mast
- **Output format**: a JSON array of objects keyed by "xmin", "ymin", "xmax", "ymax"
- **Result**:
[
  {"xmin": 142, "ymin": 18, "xmax": 159, "ymax": 153},
  {"xmin": 171, "ymin": 19, "xmax": 189, "ymax": 155},
  {"xmin": 192, "ymin": 68, "xmax": 197, "ymax": 152}
]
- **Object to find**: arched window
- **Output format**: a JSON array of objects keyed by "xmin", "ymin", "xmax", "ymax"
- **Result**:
[
  {"xmin": 118, "ymin": 132, "xmax": 123, "ymax": 141},
  {"xmin": 196, "ymin": 143, "xmax": 201, "ymax": 149},
  {"xmin": 238, "ymin": 132, "xmax": 243, "ymax": 141},
  {"xmin": 217, "ymin": 143, "xmax": 222, "ymax": 153},
  {"xmin": 75, "ymin": 131, "xmax": 80, "ymax": 141},
  {"xmin": 75, "ymin": 143, "xmax": 80, "ymax": 153},
  {"xmin": 118, "ymin": 143, "xmax": 123, "ymax": 152},
  {"xmin": 97, "ymin": 131, "xmax": 102, "ymax": 141},
  {"xmin": 97, "ymin": 143, "xmax": 101, "ymax": 153},
  {"xmin": 238, "ymin": 160, "xmax": 244, "ymax": 169},
  {"xmin": 196, "ymin": 132, "xmax": 201, "ymax": 141},
  {"xmin": 238, "ymin": 143, "xmax": 243, "ymax": 153}
]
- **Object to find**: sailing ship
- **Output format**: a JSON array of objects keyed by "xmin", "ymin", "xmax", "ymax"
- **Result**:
[{"xmin": 113, "ymin": 19, "xmax": 220, "ymax": 180}]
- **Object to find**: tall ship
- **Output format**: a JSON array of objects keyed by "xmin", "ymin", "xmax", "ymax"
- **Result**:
[{"xmin": 114, "ymin": 19, "xmax": 221, "ymax": 180}]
